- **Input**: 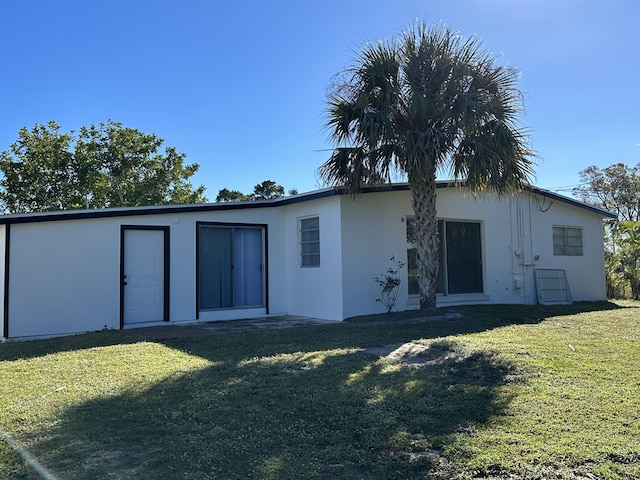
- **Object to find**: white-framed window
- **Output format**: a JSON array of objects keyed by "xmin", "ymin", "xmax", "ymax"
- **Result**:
[
  {"xmin": 553, "ymin": 226, "xmax": 583, "ymax": 256},
  {"xmin": 299, "ymin": 216, "xmax": 320, "ymax": 267}
]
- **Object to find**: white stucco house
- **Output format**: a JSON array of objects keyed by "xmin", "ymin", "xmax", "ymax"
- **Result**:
[{"xmin": 0, "ymin": 182, "xmax": 615, "ymax": 340}]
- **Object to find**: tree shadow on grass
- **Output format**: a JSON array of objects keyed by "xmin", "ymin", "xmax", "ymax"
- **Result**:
[
  {"xmin": 0, "ymin": 330, "xmax": 142, "ymax": 362},
  {"xmin": 3, "ymin": 301, "xmax": 634, "ymax": 478},
  {"xmin": 0, "ymin": 301, "xmax": 624, "ymax": 363},
  {"xmin": 24, "ymin": 331, "xmax": 520, "ymax": 479}
]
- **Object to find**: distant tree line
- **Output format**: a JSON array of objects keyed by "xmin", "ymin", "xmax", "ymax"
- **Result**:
[{"xmin": 215, "ymin": 180, "xmax": 298, "ymax": 202}]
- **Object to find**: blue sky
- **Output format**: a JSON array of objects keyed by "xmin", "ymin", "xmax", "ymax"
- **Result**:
[{"xmin": 1, "ymin": 0, "xmax": 638, "ymax": 199}]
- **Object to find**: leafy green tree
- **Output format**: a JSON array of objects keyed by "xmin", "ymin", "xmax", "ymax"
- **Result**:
[
  {"xmin": 0, "ymin": 120, "xmax": 207, "ymax": 213},
  {"xmin": 616, "ymin": 221, "xmax": 640, "ymax": 299},
  {"xmin": 320, "ymin": 22, "xmax": 534, "ymax": 310},
  {"xmin": 0, "ymin": 121, "xmax": 77, "ymax": 212},
  {"xmin": 251, "ymin": 180, "xmax": 285, "ymax": 200},
  {"xmin": 573, "ymin": 163, "xmax": 640, "ymax": 222},
  {"xmin": 573, "ymin": 163, "xmax": 640, "ymax": 298},
  {"xmin": 75, "ymin": 121, "xmax": 207, "ymax": 208}
]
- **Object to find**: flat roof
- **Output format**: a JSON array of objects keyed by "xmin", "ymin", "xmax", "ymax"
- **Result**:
[{"xmin": 0, "ymin": 182, "xmax": 616, "ymax": 225}]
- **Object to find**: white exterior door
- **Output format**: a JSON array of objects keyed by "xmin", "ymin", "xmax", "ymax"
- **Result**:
[{"xmin": 123, "ymin": 228, "xmax": 166, "ymax": 325}]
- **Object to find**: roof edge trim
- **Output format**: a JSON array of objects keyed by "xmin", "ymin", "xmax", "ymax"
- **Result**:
[{"xmin": 0, "ymin": 181, "xmax": 616, "ymax": 224}]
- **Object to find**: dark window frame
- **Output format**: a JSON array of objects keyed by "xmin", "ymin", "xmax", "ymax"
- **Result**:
[
  {"xmin": 119, "ymin": 225, "xmax": 171, "ymax": 329},
  {"xmin": 406, "ymin": 218, "xmax": 484, "ymax": 296},
  {"xmin": 196, "ymin": 222, "xmax": 268, "ymax": 318}
]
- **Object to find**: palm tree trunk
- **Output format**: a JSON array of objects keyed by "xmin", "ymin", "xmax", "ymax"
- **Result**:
[{"xmin": 408, "ymin": 164, "xmax": 439, "ymax": 312}]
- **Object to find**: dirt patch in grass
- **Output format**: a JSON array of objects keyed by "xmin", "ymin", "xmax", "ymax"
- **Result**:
[
  {"xmin": 365, "ymin": 340, "xmax": 473, "ymax": 366},
  {"xmin": 365, "ymin": 342, "xmax": 444, "ymax": 365}
]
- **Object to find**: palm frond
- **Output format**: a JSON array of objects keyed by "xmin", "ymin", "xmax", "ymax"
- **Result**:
[
  {"xmin": 451, "ymin": 120, "xmax": 535, "ymax": 194},
  {"xmin": 321, "ymin": 20, "xmax": 536, "ymax": 196},
  {"xmin": 318, "ymin": 146, "xmax": 396, "ymax": 196}
]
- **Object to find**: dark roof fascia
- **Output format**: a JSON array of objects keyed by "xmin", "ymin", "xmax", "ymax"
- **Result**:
[
  {"xmin": 0, "ymin": 188, "xmax": 340, "ymax": 225},
  {"xmin": 0, "ymin": 181, "xmax": 616, "ymax": 225},
  {"xmin": 527, "ymin": 185, "xmax": 617, "ymax": 219}
]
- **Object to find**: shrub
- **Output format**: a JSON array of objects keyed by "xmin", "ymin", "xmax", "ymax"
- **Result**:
[{"xmin": 374, "ymin": 255, "xmax": 406, "ymax": 313}]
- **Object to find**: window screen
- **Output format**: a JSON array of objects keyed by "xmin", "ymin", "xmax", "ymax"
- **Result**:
[{"xmin": 553, "ymin": 226, "xmax": 583, "ymax": 256}]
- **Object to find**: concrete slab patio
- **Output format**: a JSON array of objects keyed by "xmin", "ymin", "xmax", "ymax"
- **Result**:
[
  {"xmin": 126, "ymin": 315, "xmax": 340, "ymax": 340},
  {"xmin": 125, "ymin": 312, "xmax": 462, "ymax": 340}
]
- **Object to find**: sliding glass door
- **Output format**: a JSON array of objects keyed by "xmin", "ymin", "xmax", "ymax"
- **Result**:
[
  {"xmin": 437, "ymin": 221, "xmax": 483, "ymax": 294},
  {"xmin": 198, "ymin": 224, "xmax": 264, "ymax": 310},
  {"xmin": 407, "ymin": 219, "xmax": 483, "ymax": 296},
  {"xmin": 232, "ymin": 227, "xmax": 263, "ymax": 306}
]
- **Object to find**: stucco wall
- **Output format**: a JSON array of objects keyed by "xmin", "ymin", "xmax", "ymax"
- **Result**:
[
  {"xmin": 5, "ymin": 206, "xmax": 289, "ymax": 339},
  {"xmin": 339, "ymin": 190, "xmax": 413, "ymax": 319},
  {"xmin": 338, "ymin": 189, "xmax": 516, "ymax": 318},
  {"xmin": 527, "ymin": 195, "xmax": 607, "ymax": 301},
  {"xmin": 0, "ymin": 224, "xmax": 6, "ymax": 339},
  {"xmin": 2, "ymin": 187, "xmax": 609, "ymax": 338},
  {"xmin": 337, "ymin": 188, "xmax": 608, "ymax": 319},
  {"xmin": 284, "ymin": 196, "xmax": 344, "ymax": 321},
  {"xmin": 8, "ymin": 218, "xmax": 121, "ymax": 337}
]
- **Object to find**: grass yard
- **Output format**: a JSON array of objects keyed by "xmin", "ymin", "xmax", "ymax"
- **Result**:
[{"xmin": 0, "ymin": 301, "xmax": 638, "ymax": 479}]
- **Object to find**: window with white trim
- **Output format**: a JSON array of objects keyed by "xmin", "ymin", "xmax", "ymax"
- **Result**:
[
  {"xmin": 553, "ymin": 226, "xmax": 583, "ymax": 256},
  {"xmin": 300, "ymin": 216, "xmax": 320, "ymax": 267}
]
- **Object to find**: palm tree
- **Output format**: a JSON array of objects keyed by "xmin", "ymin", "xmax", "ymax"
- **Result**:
[{"xmin": 320, "ymin": 22, "xmax": 535, "ymax": 311}]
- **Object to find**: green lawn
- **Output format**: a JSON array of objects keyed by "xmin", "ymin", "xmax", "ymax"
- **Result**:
[{"xmin": 1, "ymin": 302, "xmax": 638, "ymax": 479}]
